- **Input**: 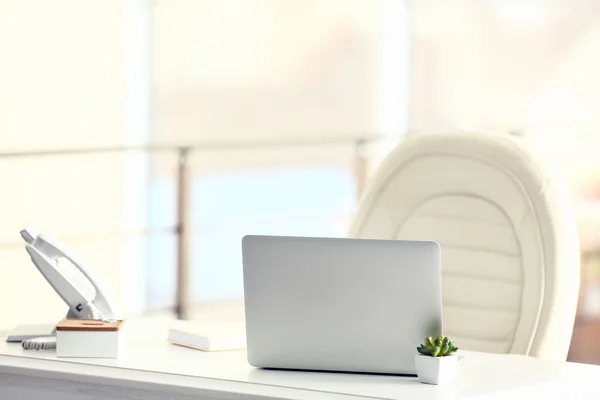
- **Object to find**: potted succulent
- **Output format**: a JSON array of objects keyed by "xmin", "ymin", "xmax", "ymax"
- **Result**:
[{"xmin": 415, "ymin": 335, "xmax": 459, "ymax": 385}]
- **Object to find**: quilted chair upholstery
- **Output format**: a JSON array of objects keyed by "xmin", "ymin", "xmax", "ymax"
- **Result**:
[{"xmin": 348, "ymin": 132, "xmax": 580, "ymax": 360}]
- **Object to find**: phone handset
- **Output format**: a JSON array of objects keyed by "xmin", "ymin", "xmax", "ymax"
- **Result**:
[{"xmin": 16, "ymin": 228, "xmax": 120, "ymax": 350}]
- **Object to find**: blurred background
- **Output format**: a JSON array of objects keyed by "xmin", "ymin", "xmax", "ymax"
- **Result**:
[{"xmin": 1, "ymin": 0, "xmax": 600, "ymax": 364}]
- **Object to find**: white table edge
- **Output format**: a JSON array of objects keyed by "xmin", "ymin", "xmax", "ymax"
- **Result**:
[{"xmin": 0, "ymin": 354, "xmax": 383, "ymax": 400}]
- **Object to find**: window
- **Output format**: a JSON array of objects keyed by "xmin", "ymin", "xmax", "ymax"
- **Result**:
[
  {"xmin": 146, "ymin": 0, "xmax": 409, "ymax": 312},
  {"xmin": 0, "ymin": 0, "xmax": 409, "ymax": 323}
]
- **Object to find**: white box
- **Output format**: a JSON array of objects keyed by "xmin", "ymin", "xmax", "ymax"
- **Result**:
[{"xmin": 56, "ymin": 319, "xmax": 124, "ymax": 358}]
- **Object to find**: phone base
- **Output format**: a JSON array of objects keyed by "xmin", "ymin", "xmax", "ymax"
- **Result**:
[
  {"xmin": 5, "ymin": 309, "xmax": 81, "ymax": 343},
  {"xmin": 5, "ymin": 324, "xmax": 57, "ymax": 343}
]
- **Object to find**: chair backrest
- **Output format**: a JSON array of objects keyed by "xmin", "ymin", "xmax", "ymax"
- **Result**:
[{"xmin": 348, "ymin": 132, "xmax": 580, "ymax": 360}]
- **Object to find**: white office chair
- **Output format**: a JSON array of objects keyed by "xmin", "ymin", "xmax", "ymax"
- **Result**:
[{"xmin": 349, "ymin": 132, "xmax": 580, "ymax": 360}]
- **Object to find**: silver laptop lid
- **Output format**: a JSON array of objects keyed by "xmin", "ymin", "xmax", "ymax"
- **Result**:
[{"xmin": 242, "ymin": 235, "xmax": 442, "ymax": 375}]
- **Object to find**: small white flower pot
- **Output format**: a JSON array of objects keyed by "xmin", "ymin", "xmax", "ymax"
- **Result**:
[{"xmin": 414, "ymin": 354, "xmax": 458, "ymax": 385}]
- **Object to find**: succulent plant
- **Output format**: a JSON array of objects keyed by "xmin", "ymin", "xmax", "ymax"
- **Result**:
[{"xmin": 416, "ymin": 335, "xmax": 458, "ymax": 357}]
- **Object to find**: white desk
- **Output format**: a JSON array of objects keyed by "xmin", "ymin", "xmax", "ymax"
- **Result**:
[{"xmin": 1, "ymin": 319, "xmax": 600, "ymax": 400}]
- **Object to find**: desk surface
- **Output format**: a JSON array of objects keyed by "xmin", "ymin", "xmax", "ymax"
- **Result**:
[{"xmin": 1, "ymin": 319, "xmax": 600, "ymax": 400}]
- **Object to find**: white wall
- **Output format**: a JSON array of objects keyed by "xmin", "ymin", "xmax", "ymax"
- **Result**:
[
  {"xmin": 406, "ymin": 0, "xmax": 600, "ymax": 186},
  {"xmin": 0, "ymin": 0, "xmax": 130, "ymax": 330},
  {"xmin": 152, "ymin": 0, "xmax": 396, "ymax": 147}
]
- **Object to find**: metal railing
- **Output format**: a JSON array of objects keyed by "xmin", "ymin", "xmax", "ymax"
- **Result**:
[{"xmin": 0, "ymin": 135, "xmax": 381, "ymax": 319}]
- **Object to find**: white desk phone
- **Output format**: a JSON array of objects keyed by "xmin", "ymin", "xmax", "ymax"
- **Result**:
[{"xmin": 5, "ymin": 227, "xmax": 120, "ymax": 350}]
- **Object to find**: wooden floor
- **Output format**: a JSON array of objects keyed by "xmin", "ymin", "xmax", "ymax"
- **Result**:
[
  {"xmin": 568, "ymin": 317, "xmax": 600, "ymax": 365},
  {"xmin": 567, "ymin": 248, "xmax": 600, "ymax": 365}
]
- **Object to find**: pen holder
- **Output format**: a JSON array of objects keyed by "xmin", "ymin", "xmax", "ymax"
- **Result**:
[{"xmin": 56, "ymin": 318, "xmax": 125, "ymax": 358}]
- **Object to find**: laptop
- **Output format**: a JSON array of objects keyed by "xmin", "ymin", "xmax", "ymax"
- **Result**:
[{"xmin": 241, "ymin": 235, "xmax": 443, "ymax": 375}]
